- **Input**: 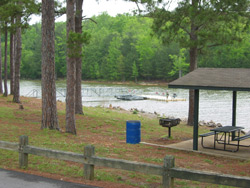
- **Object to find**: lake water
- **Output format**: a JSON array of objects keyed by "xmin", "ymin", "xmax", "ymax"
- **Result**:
[{"xmin": 19, "ymin": 80, "xmax": 250, "ymax": 132}]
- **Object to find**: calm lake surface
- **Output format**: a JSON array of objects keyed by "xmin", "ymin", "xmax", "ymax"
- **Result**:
[{"xmin": 19, "ymin": 80, "xmax": 250, "ymax": 132}]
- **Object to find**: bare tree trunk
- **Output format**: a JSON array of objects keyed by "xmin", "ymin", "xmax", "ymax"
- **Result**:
[
  {"xmin": 179, "ymin": 70, "xmax": 182, "ymax": 78},
  {"xmin": 4, "ymin": 25, "xmax": 8, "ymax": 97},
  {"xmin": 75, "ymin": 0, "xmax": 84, "ymax": 115},
  {"xmin": 13, "ymin": 16, "xmax": 22, "ymax": 103},
  {"xmin": 66, "ymin": 0, "xmax": 77, "ymax": 134},
  {"xmin": 41, "ymin": 0, "xmax": 59, "ymax": 130},
  {"xmin": 10, "ymin": 18, "xmax": 15, "ymax": 95},
  {"xmin": 187, "ymin": 46, "xmax": 198, "ymax": 126},
  {"xmin": 187, "ymin": 46, "xmax": 198, "ymax": 125},
  {"xmin": 187, "ymin": 28, "xmax": 198, "ymax": 125},
  {"xmin": 187, "ymin": 0, "xmax": 199, "ymax": 126},
  {"xmin": 0, "ymin": 26, "xmax": 3, "ymax": 94}
]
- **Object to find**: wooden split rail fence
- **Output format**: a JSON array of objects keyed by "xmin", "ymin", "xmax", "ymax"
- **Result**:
[{"xmin": 0, "ymin": 136, "xmax": 250, "ymax": 188}]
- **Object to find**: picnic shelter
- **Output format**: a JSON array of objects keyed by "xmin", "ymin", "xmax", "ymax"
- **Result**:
[{"xmin": 168, "ymin": 68, "xmax": 250, "ymax": 150}]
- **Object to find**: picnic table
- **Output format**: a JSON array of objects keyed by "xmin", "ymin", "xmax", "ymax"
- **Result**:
[{"xmin": 200, "ymin": 126, "xmax": 250, "ymax": 152}]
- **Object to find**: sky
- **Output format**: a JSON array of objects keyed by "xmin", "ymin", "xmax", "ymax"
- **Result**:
[{"xmin": 30, "ymin": 0, "xmax": 139, "ymax": 24}]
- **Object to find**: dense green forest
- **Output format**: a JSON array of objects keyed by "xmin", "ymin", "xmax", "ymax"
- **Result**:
[{"xmin": 2, "ymin": 13, "xmax": 250, "ymax": 81}]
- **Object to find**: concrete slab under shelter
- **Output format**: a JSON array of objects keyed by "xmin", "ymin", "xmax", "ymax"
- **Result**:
[{"xmin": 141, "ymin": 136, "xmax": 250, "ymax": 160}]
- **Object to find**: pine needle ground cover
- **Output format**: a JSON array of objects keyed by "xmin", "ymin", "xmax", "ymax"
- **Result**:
[{"xmin": 0, "ymin": 95, "xmax": 249, "ymax": 188}]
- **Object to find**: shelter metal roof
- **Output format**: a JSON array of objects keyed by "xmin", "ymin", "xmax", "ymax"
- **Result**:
[{"xmin": 168, "ymin": 68, "xmax": 250, "ymax": 91}]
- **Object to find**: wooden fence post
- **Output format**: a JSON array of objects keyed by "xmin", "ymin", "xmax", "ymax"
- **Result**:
[
  {"xmin": 162, "ymin": 155, "xmax": 175, "ymax": 188},
  {"xmin": 84, "ymin": 145, "xmax": 95, "ymax": 180},
  {"xmin": 19, "ymin": 135, "xmax": 28, "ymax": 169}
]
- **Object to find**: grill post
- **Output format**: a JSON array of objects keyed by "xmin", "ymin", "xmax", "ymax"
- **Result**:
[{"xmin": 168, "ymin": 127, "xmax": 171, "ymax": 138}]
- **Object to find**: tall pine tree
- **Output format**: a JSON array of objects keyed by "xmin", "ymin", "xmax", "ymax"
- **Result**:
[
  {"xmin": 66, "ymin": 0, "xmax": 77, "ymax": 134},
  {"xmin": 75, "ymin": 0, "xmax": 84, "ymax": 115},
  {"xmin": 41, "ymin": 0, "xmax": 60, "ymax": 130}
]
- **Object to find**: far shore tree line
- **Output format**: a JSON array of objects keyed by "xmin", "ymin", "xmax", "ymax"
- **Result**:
[
  {"xmin": 3, "ymin": 13, "xmax": 250, "ymax": 82},
  {"xmin": 0, "ymin": 0, "xmax": 250, "ymax": 134}
]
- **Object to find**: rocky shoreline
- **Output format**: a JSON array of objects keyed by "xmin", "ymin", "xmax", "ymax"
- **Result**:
[
  {"xmin": 108, "ymin": 105, "xmax": 250, "ymax": 134},
  {"xmin": 110, "ymin": 106, "xmax": 223, "ymax": 127}
]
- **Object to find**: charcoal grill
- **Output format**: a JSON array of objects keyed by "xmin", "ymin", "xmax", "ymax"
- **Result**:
[{"xmin": 159, "ymin": 118, "xmax": 181, "ymax": 138}]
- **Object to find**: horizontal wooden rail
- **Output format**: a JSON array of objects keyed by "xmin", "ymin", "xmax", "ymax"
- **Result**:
[
  {"xmin": 0, "ymin": 140, "xmax": 19, "ymax": 151},
  {"xmin": 0, "ymin": 136, "xmax": 250, "ymax": 188},
  {"xmin": 90, "ymin": 156, "xmax": 163, "ymax": 175},
  {"xmin": 170, "ymin": 167, "xmax": 250, "ymax": 187},
  {"xmin": 23, "ymin": 145, "xmax": 163, "ymax": 175},
  {"xmin": 24, "ymin": 146, "xmax": 84, "ymax": 163}
]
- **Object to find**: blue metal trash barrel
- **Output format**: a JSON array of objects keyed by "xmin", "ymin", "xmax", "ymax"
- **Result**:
[{"xmin": 126, "ymin": 120, "xmax": 141, "ymax": 144}]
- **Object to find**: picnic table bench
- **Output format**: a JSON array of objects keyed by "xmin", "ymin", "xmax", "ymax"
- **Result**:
[
  {"xmin": 200, "ymin": 132, "xmax": 216, "ymax": 148},
  {"xmin": 200, "ymin": 126, "xmax": 250, "ymax": 152},
  {"xmin": 233, "ymin": 134, "xmax": 250, "ymax": 142}
]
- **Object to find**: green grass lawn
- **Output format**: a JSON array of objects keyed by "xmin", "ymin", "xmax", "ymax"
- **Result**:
[{"xmin": 0, "ymin": 95, "xmax": 249, "ymax": 188}]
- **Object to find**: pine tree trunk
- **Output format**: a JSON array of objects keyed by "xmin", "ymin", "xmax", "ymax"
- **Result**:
[
  {"xmin": 13, "ymin": 16, "xmax": 22, "ymax": 103},
  {"xmin": 4, "ymin": 26, "xmax": 8, "ymax": 97},
  {"xmin": 187, "ymin": 0, "xmax": 198, "ymax": 126},
  {"xmin": 0, "ymin": 26, "xmax": 3, "ymax": 94},
  {"xmin": 75, "ymin": 0, "xmax": 84, "ymax": 115},
  {"xmin": 41, "ymin": 0, "xmax": 59, "ymax": 130},
  {"xmin": 66, "ymin": 0, "xmax": 77, "ymax": 134},
  {"xmin": 179, "ymin": 70, "xmax": 182, "ymax": 78},
  {"xmin": 10, "ymin": 18, "xmax": 15, "ymax": 95},
  {"xmin": 187, "ymin": 47, "xmax": 197, "ymax": 125},
  {"xmin": 187, "ymin": 38, "xmax": 198, "ymax": 125}
]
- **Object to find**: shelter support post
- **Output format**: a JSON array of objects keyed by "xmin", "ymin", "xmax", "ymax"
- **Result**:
[
  {"xmin": 193, "ymin": 89, "xmax": 199, "ymax": 150},
  {"xmin": 232, "ymin": 91, "xmax": 237, "ymax": 139}
]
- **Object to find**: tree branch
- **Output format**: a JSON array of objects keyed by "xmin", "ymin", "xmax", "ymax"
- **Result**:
[{"xmin": 82, "ymin": 16, "xmax": 97, "ymax": 24}]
